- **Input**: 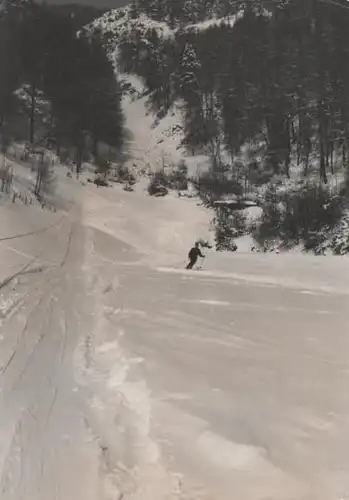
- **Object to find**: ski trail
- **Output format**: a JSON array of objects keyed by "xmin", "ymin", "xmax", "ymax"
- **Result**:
[
  {"xmin": 0, "ymin": 218, "xmax": 105, "ymax": 500},
  {"xmin": 75, "ymin": 226, "xmax": 188, "ymax": 499}
]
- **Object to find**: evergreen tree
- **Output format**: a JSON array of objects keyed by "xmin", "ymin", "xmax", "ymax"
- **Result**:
[
  {"xmin": 0, "ymin": 1, "xmax": 125, "ymax": 173},
  {"xmin": 0, "ymin": 0, "xmax": 23, "ymax": 148},
  {"xmin": 119, "ymin": 0, "xmax": 349, "ymax": 183}
]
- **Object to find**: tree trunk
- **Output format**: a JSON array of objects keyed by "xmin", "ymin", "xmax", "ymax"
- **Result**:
[
  {"xmin": 317, "ymin": 101, "xmax": 327, "ymax": 184},
  {"xmin": 344, "ymin": 123, "xmax": 349, "ymax": 167},
  {"xmin": 76, "ymin": 146, "xmax": 83, "ymax": 179},
  {"xmin": 92, "ymin": 135, "xmax": 98, "ymax": 159},
  {"xmin": 304, "ymin": 151, "xmax": 309, "ymax": 176},
  {"xmin": 284, "ymin": 120, "xmax": 291, "ymax": 178},
  {"xmin": 29, "ymin": 82, "xmax": 36, "ymax": 145},
  {"xmin": 35, "ymin": 163, "xmax": 42, "ymax": 197},
  {"xmin": 330, "ymin": 141, "xmax": 334, "ymax": 174},
  {"xmin": 319, "ymin": 137, "xmax": 327, "ymax": 184},
  {"xmin": 0, "ymin": 123, "xmax": 3, "ymax": 157},
  {"xmin": 46, "ymin": 113, "xmax": 54, "ymax": 149},
  {"xmin": 297, "ymin": 134, "xmax": 301, "ymax": 167}
]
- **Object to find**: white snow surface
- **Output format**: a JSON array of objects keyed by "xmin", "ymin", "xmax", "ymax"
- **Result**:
[
  {"xmin": 1, "ymin": 87, "xmax": 349, "ymax": 500},
  {"xmin": 1, "ymin": 167, "xmax": 349, "ymax": 500}
]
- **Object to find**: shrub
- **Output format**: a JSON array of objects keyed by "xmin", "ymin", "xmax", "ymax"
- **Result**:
[
  {"xmin": 147, "ymin": 175, "xmax": 168, "ymax": 196},
  {"xmin": 34, "ymin": 154, "xmax": 57, "ymax": 198},
  {"xmin": 95, "ymin": 156, "xmax": 111, "ymax": 178},
  {"xmin": 331, "ymin": 216, "xmax": 349, "ymax": 255},
  {"xmin": 231, "ymin": 211, "xmax": 248, "ymax": 237},
  {"xmin": 194, "ymin": 172, "xmax": 244, "ymax": 206},
  {"xmin": 167, "ymin": 160, "xmax": 188, "ymax": 190},
  {"xmin": 253, "ymin": 186, "xmax": 282, "ymax": 246},
  {"xmin": 94, "ymin": 178, "xmax": 109, "ymax": 187},
  {"xmin": 146, "ymin": 162, "xmax": 189, "ymax": 193},
  {"xmin": 248, "ymin": 160, "xmax": 274, "ymax": 186},
  {"xmin": 214, "ymin": 210, "xmax": 247, "ymax": 251},
  {"xmin": 0, "ymin": 158, "xmax": 13, "ymax": 194},
  {"xmin": 152, "ymin": 170, "xmax": 168, "ymax": 186},
  {"xmin": 253, "ymin": 183, "xmax": 345, "ymax": 251},
  {"xmin": 115, "ymin": 164, "xmax": 136, "ymax": 184},
  {"xmin": 59, "ymin": 149, "xmax": 71, "ymax": 164}
]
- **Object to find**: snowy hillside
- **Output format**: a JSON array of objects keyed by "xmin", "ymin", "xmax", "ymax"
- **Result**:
[
  {"xmin": 120, "ymin": 75, "xmax": 211, "ymax": 178},
  {"xmin": 87, "ymin": 4, "xmax": 244, "ymax": 44},
  {"xmin": 88, "ymin": 7, "xmax": 174, "ymax": 41},
  {"xmin": 2, "ymin": 159, "xmax": 348, "ymax": 499},
  {"xmin": 85, "ymin": 4, "xmax": 241, "ymax": 177},
  {"xmin": 86, "ymin": 0, "xmax": 349, "ymax": 253},
  {"xmin": 86, "ymin": 5, "xmax": 243, "ymax": 177},
  {"xmin": 2, "ymin": 3, "xmax": 349, "ymax": 499}
]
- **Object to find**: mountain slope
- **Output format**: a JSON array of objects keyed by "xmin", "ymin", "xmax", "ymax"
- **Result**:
[
  {"xmin": 87, "ymin": 0, "xmax": 349, "ymax": 255},
  {"xmin": 87, "ymin": 0, "xmax": 349, "ymax": 178},
  {"xmin": 119, "ymin": 74, "xmax": 211, "ymax": 177},
  {"xmin": 86, "ymin": 3, "xmax": 244, "ymax": 175}
]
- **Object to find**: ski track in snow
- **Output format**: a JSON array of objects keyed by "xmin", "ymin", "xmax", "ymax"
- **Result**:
[{"xmin": 0, "ymin": 79, "xmax": 349, "ymax": 499}]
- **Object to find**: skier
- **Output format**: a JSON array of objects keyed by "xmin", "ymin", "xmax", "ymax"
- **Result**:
[{"xmin": 186, "ymin": 242, "xmax": 205, "ymax": 269}]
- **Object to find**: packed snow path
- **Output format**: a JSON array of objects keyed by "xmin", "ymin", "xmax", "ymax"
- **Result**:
[
  {"xmin": 0, "ymin": 181, "xmax": 348, "ymax": 500},
  {"xmin": 0, "ymin": 205, "xmax": 106, "ymax": 499}
]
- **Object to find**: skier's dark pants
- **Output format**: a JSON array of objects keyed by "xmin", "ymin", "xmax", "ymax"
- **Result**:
[{"xmin": 186, "ymin": 257, "xmax": 197, "ymax": 269}]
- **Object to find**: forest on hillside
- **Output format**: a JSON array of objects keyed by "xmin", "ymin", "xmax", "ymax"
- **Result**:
[
  {"xmin": 0, "ymin": 0, "xmax": 124, "ymax": 174},
  {"xmin": 106, "ymin": 0, "xmax": 349, "ymax": 253},
  {"xmin": 116, "ymin": 0, "xmax": 349, "ymax": 182}
]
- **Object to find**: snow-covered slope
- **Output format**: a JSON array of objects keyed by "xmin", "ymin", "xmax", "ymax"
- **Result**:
[
  {"xmin": 80, "ymin": 179, "xmax": 349, "ymax": 500},
  {"xmin": 1, "ymin": 4, "xmax": 349, "ymax": 497},
  {"xmin": 121, "ymin": 75, "xmax": 211, "ymax": 177},
  {"xmin": 1, "ymin": 150, "xmax": 349, "ymax": 499},
  {"xmin": 86, "ymin": 5, "xmax": 242, "ymax": 178},
  {"xmin": 87, "ymin": 5, "xmax": 243, "ymax": 44},
  {"xmin": 1, "ymin": 64, "xmax": 349, "ymax": 500}
]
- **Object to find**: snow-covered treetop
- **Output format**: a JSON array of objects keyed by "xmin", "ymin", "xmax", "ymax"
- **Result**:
[
  {"xmin": 87, "ymin": 6, "xmax": 174, "ymax": 43},
  {"xmin": 85, "ymin": 1, "xmax": 247, "ymax": 53}
]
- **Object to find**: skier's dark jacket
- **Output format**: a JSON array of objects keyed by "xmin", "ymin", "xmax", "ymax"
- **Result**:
[{"xmin": 188, "ymin": 246, "xmax": 204, "ymax": 261}]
